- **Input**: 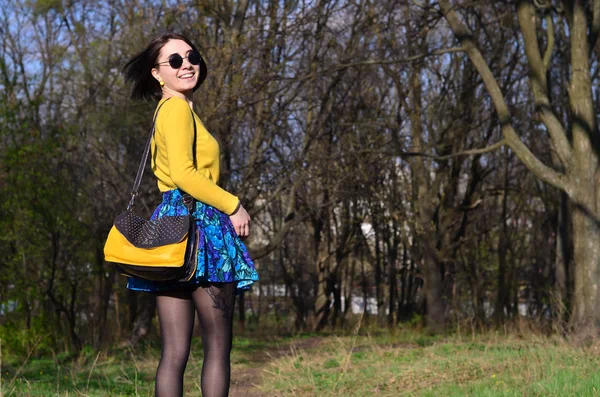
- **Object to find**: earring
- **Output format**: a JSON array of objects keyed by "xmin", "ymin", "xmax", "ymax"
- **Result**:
[{"xmin": 159, "ymin": 80, "xmax": 165, "ymax": 87}]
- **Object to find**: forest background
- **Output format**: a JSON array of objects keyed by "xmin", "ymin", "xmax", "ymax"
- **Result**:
[{"xmin": 2, "ymin": 0, "xmax": 600, "ymax": 395}]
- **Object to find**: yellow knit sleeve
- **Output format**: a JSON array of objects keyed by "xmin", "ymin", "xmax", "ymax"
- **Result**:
[{"xmin": 159, "ymin": 99, "xmax": 240, "ymax": 214}]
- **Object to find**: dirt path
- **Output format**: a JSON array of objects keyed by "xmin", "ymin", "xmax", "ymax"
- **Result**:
[{"xmin": 229, "ymin": 337, "xmax": 322, "ymax": 397}]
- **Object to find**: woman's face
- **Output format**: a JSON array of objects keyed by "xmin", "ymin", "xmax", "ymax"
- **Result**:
[{"xmin": 152, "ymin": 39, "xmax": 200, "ymax": 95}]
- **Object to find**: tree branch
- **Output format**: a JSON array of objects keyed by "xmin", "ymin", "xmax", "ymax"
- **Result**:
[
  {"xmin": 337, "ymin": 47, "xmax": 465, "ymax": 67},
  {"xmin": 294, "ymin": 47, "xmax": 464, "ymax": 82},
  {"xmin": 589, "ymin": 0, "xmax": 600, "ymax": 52},
  {"xmin": 230, "ymin": 0, "xmax": 249, "ymax": 37},
  {"xmin": 394, "ymin": 139, "xmax": 506, "ymax": 160},
  {"xmin": 517, "ymin": 0, "xmax": 572, "ymax": 170},
  {"xmin": 543, "ymin": 13, "xmax": 555, "ymax": 69},
  {"xmin": 438, "ymin": 0, "xmax": 572, "ymax": 195}
]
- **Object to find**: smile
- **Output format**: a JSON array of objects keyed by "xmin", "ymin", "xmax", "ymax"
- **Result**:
[{"xmin": 179, "ymin": 73, "xmax": 195, "ymax": 79}]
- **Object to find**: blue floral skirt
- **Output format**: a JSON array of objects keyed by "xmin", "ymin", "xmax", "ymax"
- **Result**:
[{"xmin": 126, "ymin": 189, "xmax": 259, "ymax": 294}]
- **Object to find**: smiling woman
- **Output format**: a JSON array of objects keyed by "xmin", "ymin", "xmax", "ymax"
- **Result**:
[
  {"xmin": 119, "ymin": 32, "xmax": 259, "ymax": 397},
  {"xmin": 152, "ymin": 41, "xmax": 203, "ymax": 97},
  {"xmin": 123, "ymin": 33, "xmax": 207, "ymax": 102}
]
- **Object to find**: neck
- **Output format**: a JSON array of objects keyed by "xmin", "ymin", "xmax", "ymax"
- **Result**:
[{"xmin": 161, "ymin": 87, "xmax": 193, "ymax": 107}]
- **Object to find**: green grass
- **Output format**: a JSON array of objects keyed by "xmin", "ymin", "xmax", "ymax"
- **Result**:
[
  {"xmin": 261, "ymin": 332, "xmax": 600, "ymax": 396},
  {"xmin": 0, "ymin": 335, "xmax": 289, "ymax": 396},
  {"xmin": 2, "ymin": 330, "xmax": 600, "ymax": 396}
]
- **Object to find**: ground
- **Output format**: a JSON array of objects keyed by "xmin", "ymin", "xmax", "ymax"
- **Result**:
[
  {"xmin": 230, "ymin": 337, "xmax": 322, "ymax": 397},
  {"xmin": 4, "ymin": 328, "xmax": 600, "ymax": 396}
]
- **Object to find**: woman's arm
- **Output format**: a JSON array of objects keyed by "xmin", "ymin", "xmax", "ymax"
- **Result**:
[{"xmin": 161, "ymin": 99, "xmax": 240, "ymax": 215}]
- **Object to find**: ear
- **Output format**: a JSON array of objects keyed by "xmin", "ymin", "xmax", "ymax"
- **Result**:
[{"xmin": 151, "ymin": 67, "xmax": 161, "ymax": 83}]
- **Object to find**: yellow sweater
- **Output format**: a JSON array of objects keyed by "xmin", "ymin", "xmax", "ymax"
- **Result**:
[{"xmin": 151, "ymin": 97, "xmax": 239, "ymax": 215}]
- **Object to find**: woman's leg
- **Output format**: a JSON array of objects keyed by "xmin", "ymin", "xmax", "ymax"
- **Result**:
[
  {"xmin": 155, "ymin": 289, "xmax": 195, "ymax": 397},
  {"xmin": 191, "ymin": 283, "xmax": 236, "ymax": 397}
]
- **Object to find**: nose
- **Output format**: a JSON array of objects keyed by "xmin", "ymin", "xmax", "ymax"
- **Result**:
[{"xmin": 181, "ymin": 56, "xmax": 193, "ymax": 69}]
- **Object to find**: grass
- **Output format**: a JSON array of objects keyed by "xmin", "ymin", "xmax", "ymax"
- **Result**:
[
  {"xmin": 1, "ymin": 328, "xmax": 600, "ymax": 396},
  {"xmin": 0, "ymin": 335, "xmax": 287, "ymax": 396},
  {"xmin": 262, "ymin": 331, "xmax": 600, "ymax": 396}
]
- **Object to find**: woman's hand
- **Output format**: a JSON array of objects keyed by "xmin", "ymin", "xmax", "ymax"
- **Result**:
[{"xmin": 229, "ymin": 203, "xmax": 250, "ymax": 238}]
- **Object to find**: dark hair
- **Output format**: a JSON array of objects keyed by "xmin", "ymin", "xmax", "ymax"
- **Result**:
[{"xmin": 123, "ymin": 32, "xmax": 208, "ymax": 101}]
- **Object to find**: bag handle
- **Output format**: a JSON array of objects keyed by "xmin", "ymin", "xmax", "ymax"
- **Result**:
[{"xmin": 127, "ymin": 98, "xmax": 197, "ymax": 211}]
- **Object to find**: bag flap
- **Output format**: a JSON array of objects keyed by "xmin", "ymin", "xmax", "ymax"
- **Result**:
[{"xmin": 114, "ymin": 211, "xmax": 189, "ymax": 248}]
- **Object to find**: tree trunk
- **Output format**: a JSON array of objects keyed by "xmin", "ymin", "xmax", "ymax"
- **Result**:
[
  {"xmin": 96, "ymin": 244, "xmax": 116, "ymax": 349},
  {"xmin": 343, "ymin": 257, "xmax": 356, "ymax": 321},
  {"xmin": 495, "ymin": 151, "xmax": 510, "ymax": 326},
  {"xmin": 567, "ymin": 0, "xmax": 600, "ymax": 329},
  {"xmin": 314, "ymin": 260, "xmax": 331, "ymax": 330},
  {"xmin": 570, "ymin": 204, "xmax": 600, "ymax": 328},
  {"xmin": 331, "ymin": 273, "xmax": 342, "ymax": 329},
  {"xmin": 238, "ymin": 293, "xmax": 246, "ymax": 331},
  {"xmin": 373, "ymin": 215, "xmax": 386, "ymax": 324},
  {"xmin": 397, "ymin": 243, "xmax": 412, "ymax": 322},
  {"xmin": 387, "ymin": 230, "xmax": 398, "ymax": 327},
  {"xmin": 129, "ymin": 293, "xmax": 156, "ymax": 347},
  {"xmin": 409, "ymin": 70, "xmax": 446, "ymax": 331}
]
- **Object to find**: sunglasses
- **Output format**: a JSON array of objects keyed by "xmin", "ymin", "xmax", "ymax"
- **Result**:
[{"xmin": 155, "ymin": 50, "xmax": 202, "ymax": 69}]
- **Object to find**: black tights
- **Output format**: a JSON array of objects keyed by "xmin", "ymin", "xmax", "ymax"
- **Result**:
[{"xmin": 154, "ymin": 283, "xmax": 236, "ymax": 397}]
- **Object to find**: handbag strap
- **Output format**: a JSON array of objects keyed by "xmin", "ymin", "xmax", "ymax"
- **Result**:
[{"xmin": 127, "ymin": 97, "xmax": 197, "ymax": 211}]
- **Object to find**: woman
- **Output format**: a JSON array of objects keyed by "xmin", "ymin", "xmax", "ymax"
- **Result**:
[{"xmin": 122, "ymin": 32, "xmax": 259, "ymax": 397}]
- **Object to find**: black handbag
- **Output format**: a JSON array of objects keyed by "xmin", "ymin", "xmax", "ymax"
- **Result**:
[{"xmin": 104, "ymin": 98, "xmax": 199, "ymax": 282}]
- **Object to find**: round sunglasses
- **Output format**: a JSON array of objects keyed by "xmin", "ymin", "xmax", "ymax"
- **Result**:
[{"xmin": 155, "ymin": 50, "xmax": 202, "ymax": 69}]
